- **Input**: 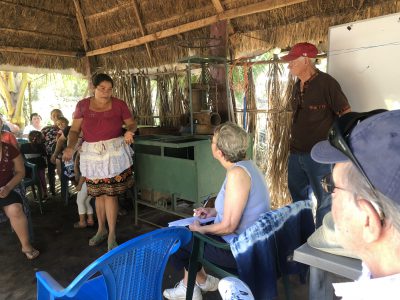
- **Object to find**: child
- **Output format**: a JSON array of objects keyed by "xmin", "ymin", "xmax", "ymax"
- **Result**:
[
  {"xmin": 20, "ymin": 130, "xmax": 48, "ymax": 199},
  {"xmin": 51, "ymin": 117, "xmax": 71, "ymax": 178},
  {"xmin": 73, "ymin": 148, "xmax": 94, "ymax": 228},
  {"xmin": 55, "ymin": 117, "xmax": 69, "ymax": 140}
]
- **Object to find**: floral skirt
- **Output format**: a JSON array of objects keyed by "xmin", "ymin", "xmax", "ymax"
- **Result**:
[{"xmin": 80, "ymin": 136, "xmax": 134, "ymax": 197}]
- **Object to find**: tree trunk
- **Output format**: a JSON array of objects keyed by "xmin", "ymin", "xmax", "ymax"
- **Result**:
[{"xmin": 0, "ymin": 72, "xmax": 28, "ymax": 127}]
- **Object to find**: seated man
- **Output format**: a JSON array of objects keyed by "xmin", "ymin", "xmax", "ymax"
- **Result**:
[
  {"xmin": 311, "ymin": 109, "xmax": 400, "ymax": 298},
  {"xmin": 163, "ymin": 122, "xmax": 270, "ymax": 300}
]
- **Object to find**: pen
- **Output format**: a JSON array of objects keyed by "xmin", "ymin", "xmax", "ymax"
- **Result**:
[
  {"xmin": 193, "ymin": 195, "xmax": 212, "ymax": 216},
  {"xmin": 202, "ymin": 194, "xmax": 212, "ymax": 208}
]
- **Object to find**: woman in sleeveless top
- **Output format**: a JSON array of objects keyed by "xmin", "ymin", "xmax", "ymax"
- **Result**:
[{"xmin": 164, "ymin": 122, "xmax": 271, "ymax": 300}]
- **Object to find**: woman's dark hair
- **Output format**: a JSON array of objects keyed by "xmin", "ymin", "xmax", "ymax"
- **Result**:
[
  {"xmin": 30, "ymin": 113, "xmax": 41, "ymax": 121},
  {"xmin": 28, "ymin": 130, "xmax": 45, "ymax": 150},
  {"xmin": 92, "ymin": 73, "xmax": 113, "ymax": 88}
]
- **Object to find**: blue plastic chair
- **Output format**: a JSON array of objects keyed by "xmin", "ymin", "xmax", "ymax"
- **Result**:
[{"xmin": 36, "ymin": 227, "xmax": 192, "ymax": 300}]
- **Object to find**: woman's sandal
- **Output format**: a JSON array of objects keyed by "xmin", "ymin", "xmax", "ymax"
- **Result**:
[
  {"xmin": 73, "ymin": 221, "xmax": 87, "ymax": 229},
  {"xmin": 89, "ymin": 232, "xmax": 108, "ymax": 246},
  {"xmin": 108, "ymin": 240, "xmax": 118, "ymax": 252},
  {"xmin": 22, "ymin": 248, "xmax": 40, "ymax": 260}
]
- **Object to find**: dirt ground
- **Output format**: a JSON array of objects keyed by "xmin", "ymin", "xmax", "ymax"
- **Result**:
[{"xmin": 0, "ymin": 186, "xmax": 308, "ymax": 300}]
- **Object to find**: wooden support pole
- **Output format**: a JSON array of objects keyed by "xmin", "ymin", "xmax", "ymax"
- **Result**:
[
  {"xmin": 131, "ymin": 0, "xmax": 153, "ymax": 63},
  {"xmin": 73, "ymin": 0, "xmax": 89, "ymax": 52},
  {"xmin": 211, "ymin": 0, "xmax": 224, "ymax": 13}
]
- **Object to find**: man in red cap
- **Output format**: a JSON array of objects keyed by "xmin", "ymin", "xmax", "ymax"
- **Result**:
[{"xmin": 281, "ymin": 42, "xmax": 351, "ymax": 228}]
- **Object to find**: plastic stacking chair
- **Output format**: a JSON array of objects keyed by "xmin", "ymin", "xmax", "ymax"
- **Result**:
[
  {"xmin": 17, "ymin": 138, "xmax": 29, "ymax": 144},
  {"xmin": 22, "ymin": 161, "xmax": 44, "ymax": 214},
  {"xmin": 186, "ymin": 200, "xmax": 315, "ymax": 300},
  {"xmin": 36, "ymin": 227, "xmax": 192, "ymax": 300}
]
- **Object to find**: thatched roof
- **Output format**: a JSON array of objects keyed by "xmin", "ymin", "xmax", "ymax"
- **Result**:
[{"xmin": 0, "ymin": 0, "xmax": 399, "ymax": 74}]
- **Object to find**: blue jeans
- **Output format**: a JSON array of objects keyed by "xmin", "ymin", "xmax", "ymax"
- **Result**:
[{"xmin": 288, "ymin": 153, "xmax": 332, "ymax": 228}]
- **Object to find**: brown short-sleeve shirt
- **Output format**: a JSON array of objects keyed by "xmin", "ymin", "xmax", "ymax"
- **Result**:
[{"xmin": 290, "ymin": 71, "xmax": 350, "ymax": 153}]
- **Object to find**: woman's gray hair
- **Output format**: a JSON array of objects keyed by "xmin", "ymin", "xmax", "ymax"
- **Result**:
[
  {"xmin": 343, "ymin": 163, "xmax": 400, "ymax": 232},
  {"xmin": 214, "ymin": 122, "xmax": 248, "ymax": 163}
]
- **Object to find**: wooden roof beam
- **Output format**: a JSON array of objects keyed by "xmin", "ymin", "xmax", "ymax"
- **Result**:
[
  {"xmin": 87, "ymin": 0, "xmax": 307, "ymax": 57},
  {"xmin": 0, "ymin": 0, "xmax": 73, "ymax": 19},
  {"xmin": 211, "ymin": 0, "xmax": 224, "ymax": 13},
  {"xmin": 0, "ymin": 46, "xmax": 78, "ymax": 57},
  {"xmin": 210, "ymin": 0, "xmax": 235, "ymax": 36},
  {"xmin": 87, "ymin": 5, "xmax": 214, "ymax": 43},
  {"xmin": 73, "ymin": 0, "xmax": 89, "ymax": 52},
  {"xmin": 0, "ymin": 27, "xmax": 80, "ymax": 41},
  {"xmin": 85, "ymin": 2, "xmax": 132, "ymax": 20},
  {"xmin": 131, "ymin": 0, "xmax": 153, "ymax": 63}
]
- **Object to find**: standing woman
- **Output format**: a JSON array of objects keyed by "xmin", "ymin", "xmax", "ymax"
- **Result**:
[
  {"xmin": 0, "ymin": 136, "xmax": 39, "ymax": 259},
  {"xmin": 63, "ymin": 73, "xmax": 136, "ymax": 252}
]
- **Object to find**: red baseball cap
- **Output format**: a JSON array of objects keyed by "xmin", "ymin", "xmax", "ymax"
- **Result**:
[{"xmin": 281, "ymin": 42, "xmax": 318, "ymax": 61}]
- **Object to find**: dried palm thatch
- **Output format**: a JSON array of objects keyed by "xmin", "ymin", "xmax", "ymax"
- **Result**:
[
  {"xmin": 111, "ymin": 71, "xmax": 135, "ymax": 109},
  {"xmin": 156, "ymin": 72, "xmax": 188, "ymax": 128},
  {"xmin": 244, "ymin": 67, "xmax": 257, "ymax": 134},
  {"xmin": 231, "ymin": 0, "xmax": 400, "ymax": 58},
  {"xmin": 261, "ymin": 60, "xmax": 294, "ymax": 209},
  {"xmin": 1, "ymin": 0, "xmax": 399, "ymax": 73},
  {"xmin": 132, "ymin": 74, "xmax": 154, "ymax": 126}
]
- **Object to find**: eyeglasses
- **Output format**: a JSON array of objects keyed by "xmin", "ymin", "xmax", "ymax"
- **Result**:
[
  {"xmin": 322, "ymin": 173, "xmax": 385, "ymax": 221},
  {"xmin": 321, "ymin": 173, "xmax": 347, "ymax": 194}
]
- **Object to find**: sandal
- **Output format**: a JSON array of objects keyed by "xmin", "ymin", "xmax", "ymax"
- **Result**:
[
  {"xmin": 108, "ymin": 240, "xmax": 118, "ymax": 252},
  {"xmin": 22, "ymin": 248, "xmax": 40, "ymax": 260},
  {"xmin": 74, "ymin": 221, "xmax": 87, "ymax": 229},
  {"xmin": 89, "ymin": 231, "xmax": 108, "ymax": 246},
  {"xmin": 86, "ymin": 221, "xmax": 95, "ymax": 227}
]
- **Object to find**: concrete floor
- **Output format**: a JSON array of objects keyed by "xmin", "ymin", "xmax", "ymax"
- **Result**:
[{"xmin": 0, "ymin": 187, "xmax": 308, "ymax": 300}]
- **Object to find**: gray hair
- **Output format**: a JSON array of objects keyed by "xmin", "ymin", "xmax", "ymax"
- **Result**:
[
  {"xmin": 214, "ymin": 122, "xmax": 248, "ymax": 163},
  {"xmin": 343, "ymin": 163, "xmax": 400, "ymax": 232}
]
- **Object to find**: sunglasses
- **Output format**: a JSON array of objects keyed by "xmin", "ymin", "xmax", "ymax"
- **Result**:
[
  {"xmin": 327, "ymin": 109, "xmax": 387, "ymax": 192},
  {"xmin": 326, "ymin": 109, "xmax": 388, "ymax": 220}
]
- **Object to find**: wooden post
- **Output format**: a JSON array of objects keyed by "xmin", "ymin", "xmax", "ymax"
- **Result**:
[{"xmin": 209, "ymin": 21, "xmax": 229, "ymax": 122}]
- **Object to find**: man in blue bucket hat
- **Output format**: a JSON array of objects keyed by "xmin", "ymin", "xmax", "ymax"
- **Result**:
[{"xmin": 311, "ymin": 109, "xmax": 400, "ymax": 299}]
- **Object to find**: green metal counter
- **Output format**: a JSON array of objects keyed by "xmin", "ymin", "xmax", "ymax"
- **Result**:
[{"xmin": 133, "ymin": 135, "xmax": 226, "ymax": 224}]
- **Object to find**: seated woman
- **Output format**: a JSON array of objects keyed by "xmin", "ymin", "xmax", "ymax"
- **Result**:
[
  {"xmin": 0, "ymin": 136, "xmax": 39, "ymax": 260},
  {"xmin": 163, "ymin": 122, "xmax": 270, "ymax": 300},
  {"xmin": 0, "ymin": 117, "xmax": 18, "ymax": 148},
  {"xmin": 20, "ymin": 130, "xmax": 48, "ymax": 199}
]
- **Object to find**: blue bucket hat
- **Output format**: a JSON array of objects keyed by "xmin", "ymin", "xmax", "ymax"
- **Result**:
[{"xmin": 311, "ymin": 109, "xmax": 400, "ymax": 204}]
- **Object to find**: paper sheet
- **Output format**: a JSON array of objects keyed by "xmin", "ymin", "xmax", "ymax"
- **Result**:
[{"xmin": 168, "ymin": 216, "xmax": 215, "ymax": 227}]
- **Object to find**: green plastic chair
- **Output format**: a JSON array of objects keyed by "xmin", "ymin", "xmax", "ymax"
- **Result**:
[{"xmin": 186, "ymin": 200, "xmax": 314, "ymax": 300}]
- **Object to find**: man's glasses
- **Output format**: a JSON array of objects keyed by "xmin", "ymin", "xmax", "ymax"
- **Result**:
[
  {"xmin": 322, "ymin": 173, "xmax": 385, "ymax": 221},
  {"xmin": 321, "ymin": 173, "xmax": 346, "ymax": 194}
]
